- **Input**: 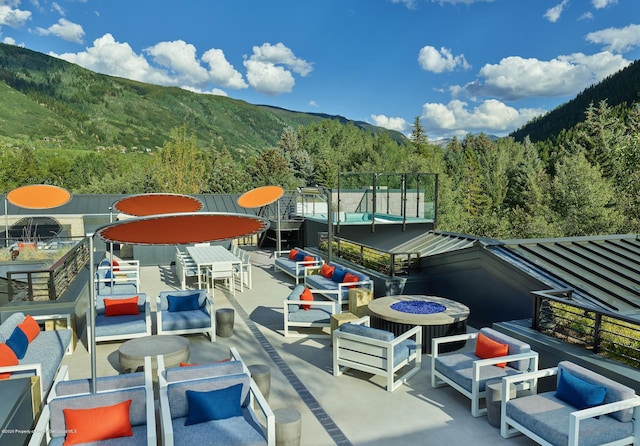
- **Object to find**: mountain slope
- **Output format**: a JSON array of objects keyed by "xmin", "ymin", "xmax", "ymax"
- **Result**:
[
  {"xmin": 0, "ymin": 43, "xmax": 405, "ymax": 154},
  {"xmin": 510, "ymin": 59, "xmax": 640, "ymax": 143}
]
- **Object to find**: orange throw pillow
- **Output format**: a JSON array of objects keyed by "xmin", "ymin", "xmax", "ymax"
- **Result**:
[
  {"xmin": 18, "ymin": 314, "xmax": 40, "ymax": 342},
  {"xmin": 104, "ymin": 297, "xmax": 140, "ymax": 317},
  {"xmin": 320, "ymin": 263, "xmax": 335, "ymax": 279},
  {"xmin": 0, "ymin": 343, "xmax": 19, "ymax": 379},
  {"xmin": 475, "ymin": 332, "xmax": 509, "ymax": 368},
  {"xmin": 288, "ymin": 249, "xmax": 299, "ymax": 260},
  {"xmin": 342, "ymin": 272, "xmax": 360, "ymax": 288},
  {"xmin": 63, "ymin": 400, "xmax": 133, "ymax": 445},
  {"xmin": 300, "ymin": 287, "xmax": 314, "ymax": 310},
  {"xmin": 302, "ymin": 255, "xmax": 316, "ymax": 265}
]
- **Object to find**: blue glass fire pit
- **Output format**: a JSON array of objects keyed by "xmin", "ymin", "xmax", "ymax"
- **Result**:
[{"xmin": 391, "ymin": 300, "xmax": 446, "ymax": 315}]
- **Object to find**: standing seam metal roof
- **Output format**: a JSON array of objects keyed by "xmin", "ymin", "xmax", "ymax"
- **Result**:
[{"xmin": 486, "ymin": 234, "xmax": 640, "ymax": 315}]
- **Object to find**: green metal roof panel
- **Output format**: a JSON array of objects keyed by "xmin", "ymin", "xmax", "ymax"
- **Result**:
[{"xmin": 488, "ymin": 235, "xmax": 640, "ymax": 315}]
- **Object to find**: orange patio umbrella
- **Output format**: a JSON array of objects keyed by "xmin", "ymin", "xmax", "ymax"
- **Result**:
[
  {"xmin": 87, "ymin": 212, "xmax": 269, "ymax": 392},
  {"xmin": 238, "ymin": 185, "xmax": 284, "ymax": 253},
  {"xmin": 5, "ymin": 184, "xmax": 72, "ymax": 243}
]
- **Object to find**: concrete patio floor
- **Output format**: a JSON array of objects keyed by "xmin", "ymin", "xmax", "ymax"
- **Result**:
[{"xmin": 63, "ymin": 248, "xmax": 537, "ymax": 446}]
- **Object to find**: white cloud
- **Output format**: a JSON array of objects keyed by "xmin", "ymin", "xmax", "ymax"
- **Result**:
[
  {"xmin": 371, "ymin": 114, "xmax": 410, "ymax": 132},
  {"xmin": 244, "ymin": 59, "xmax": 295, "ymax": 95},
  {"xmin": 389, "ymin": 0, "xmax": 417, "ymax": 9},
  {"xmin": 421, "ymin": 99, "xmax": 545, "ymax": 138},
  {"xmin": 592, "ymin": 0, "xmax": 617, "ymax": 8},
  {"xmin": 2, "ymin": 36, "xmax": 16, "ymax": 44},
  {"xmin": 309, "ymin": 100, "xmax": 318, "ymax": 107},
  {"xmin": 457, "ymin": 52, "xmax": 630, "ymax": 101},
  {"xmin": 52, "ymin": 33, "xmax": 171, "ymax": 85},
  {"xmin": 0, "ymin": 4, "xmax": 31, "ymax": 27},
  {"xmin": 243, "ymin": 43, "xmax": 312, "ymax": 95},
  {"xmin": 428, "ymin": 0, "xmax": 494, "ymax": 4},
  {"xmin": 36, "ymin": 18, "xmax": 84, "ymax": 43},
  {"xmin": 201, "ymin": 48, "xmax": 247, "ymax": 89},
  {"xmin": 145, "ymin": 40, "xmax": 209, "ymax": 85},
  {"xmin": 247, "ymin": 42, "xmax": 312, "ymax": 76},
  {"xmin": 52, "ymin": 33, "xmax": 248, "ymax": 92},
  {"xmin": 418, "ymin": 45, "xmax": 470, "ymax": 73},
  {"xmin": 586, "ymin": 24, "xmax": 640, "ymax": 53},
  {"xmin": 51, "ymin": 2, "xmax": 64, "ymax": 16},
  {"xmin": 579, "ymin": 12, "xmax": 594, "ymax": 21},
  {"xmin": 544, "ymin": 0, "xmax": 569, "ymax": 23}
]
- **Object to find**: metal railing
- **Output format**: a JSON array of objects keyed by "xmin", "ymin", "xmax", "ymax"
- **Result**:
[
  {"xmin": 532, "ymin": 289, "xmax": 640, "ymax": 368},
  {"xmin": 6, "ymin": 237, "xmax": 89, "ymax": 301},
  {"xmin": 318, "ymin": 234, "xmax": 420, "ymax": 277}
]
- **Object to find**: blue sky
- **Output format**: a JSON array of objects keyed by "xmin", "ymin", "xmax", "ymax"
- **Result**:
[{"xmin": 1, "ymin": 0, "xmax": 639, "ymax": 140}]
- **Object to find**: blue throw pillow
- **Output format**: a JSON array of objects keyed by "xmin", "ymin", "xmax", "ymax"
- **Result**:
[
  {"xmin": 6, "ymin": 327, "xmax": 29, "ymax": 359},
  {"xmin": 184, "ymin": 384, "xmax": 243, "ymax": 425},
  {"xmin": 332, "ymin": 268, "xmax": 348, "ymax": 283},
  {"xmin": 104, "ymin": 269, "xmax": 113, "ymax": 286},
  {"xmin": 295, "ymin": 252, "xmax": 306, "ymax": 262},
  {"xmin": 555, "ymin": 368, "xmax": 607, "ymax": 410},
  {"xmin": 168, "ymin": 294, "xmax": 200, "ymax": 312}
]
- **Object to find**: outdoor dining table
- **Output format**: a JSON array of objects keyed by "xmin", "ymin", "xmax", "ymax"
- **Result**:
[{"xmin": 186, "ymin": 245, "xmax": 242, "ymax": 290}]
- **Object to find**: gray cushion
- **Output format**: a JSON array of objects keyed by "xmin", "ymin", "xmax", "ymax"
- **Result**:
[
  {"xmin": 95, "ymin": 314, "xmax": 147, "ymax": 337},
  {"xmin": 170, "ymin": 408, "xmax": 266, "ymax": 445},
  {"xmin": 558, "ymin": 361, "xmax": 636, "ymax": 422},
  {"xmin": 48, "ymin": 425, "xmax": 148, "ymax": 446},
  {"xmin": 161, "ymin": 308, "xmax": 211, "ymax": 331},
  {"xmin": 287, "ymin": 285, "xmax": 306, "ymax": 313},
  {"xmin": 21, "ymin": 329, "xmax": 72, "ymax": 392},
  {"xmin": 506, "ymin": 392, "xmax": 633, "ymax": 446},
  {"xmin": 435, "ymin": 351, "xmax": 520, "ymax": 393},
  {"xmin": 164, "ymin": 361, "xmax": 244, "ymax": 383},
  {"xmin": 0, "ymin": 312, "xmax": 25, "ymax": 339},
  {"xmin": 305, "ymin": 275, "xmax": 338, "ymax": 291},
  {"xmin": 288, "ymin": 308, "xmax": 332, "ymax": 323},
  {"xmin": 339, "ymin": 323, "xmax": 394, "ymax": 342},
  {"xmin": 54, "ymin": 373, "xmax": 146, "ymax": 397}
]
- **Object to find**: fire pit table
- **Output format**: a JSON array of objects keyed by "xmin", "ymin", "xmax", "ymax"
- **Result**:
[{"xmin": 368, "ymin": 295, "xmax": 469, "ymax": 354}]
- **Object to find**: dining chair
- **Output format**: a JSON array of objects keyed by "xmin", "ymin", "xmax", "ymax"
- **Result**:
[{"xmin": 207, "ymin": 261, "xmax": 235, "ymax": 296}]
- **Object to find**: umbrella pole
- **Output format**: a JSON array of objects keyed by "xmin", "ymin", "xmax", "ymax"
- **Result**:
[{"xmin": 89, "ymin": 235, "xmax": 97, "ymax": 393}]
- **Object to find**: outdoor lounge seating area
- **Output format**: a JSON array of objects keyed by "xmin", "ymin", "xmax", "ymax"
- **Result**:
[
  {"xmin": 157, "ymin": 348, "xmax": 275, "ymax": 445},
  {"xmin": 3, "ymin": 247, "xmax": 640, "ymax": 446},
  {"xmin": 431, "ymin": 327, "xmax": 539, "ymax": 417},
  {"xmin": 0, "ymin": 312, "xmax": 73, "ymax": 404},
  {"xmin": 274, "ymin": 247, "xmax": 323, "ymax": 284},
  {"xmin": 304, "ymin": 261, "xmax": 373, "ymax": 307},
  {"xmin": 501, "ymin": 360, "xmax": 640, "ymax": 446}
]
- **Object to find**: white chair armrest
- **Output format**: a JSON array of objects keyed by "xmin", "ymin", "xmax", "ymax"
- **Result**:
[
  {"xmin": 250, "ymin": 378, "xmax": 276, "ymax": 445},
  {"xmin": 28, "ymin": 402, "xmax": 51, "ymax": 446},
  {"xmin": 432, "ymin": 332, "xmax": 478, "ymax": 359}
]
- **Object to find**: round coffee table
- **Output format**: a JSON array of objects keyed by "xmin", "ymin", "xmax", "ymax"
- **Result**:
[
  {"xmin": 118, "ymin": 335, "xmax": 190, "ymax": 372},
  {"xmin": 368, "ymin": 295, "xmax": 469, "ymax": 354}
]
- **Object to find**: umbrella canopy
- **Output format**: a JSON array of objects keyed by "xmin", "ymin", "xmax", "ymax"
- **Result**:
[
  {"xmin": 96, "ymin": 212, "xmax": 270, "ymax": 245},
  {"xmin": 7, "ymin": 184, "xmax": 71, "ymax": 209},
  {"xmin": 237, "ymin": 185, "xmax": 284, "ymax": 208},
  {"xmin": 112, "ymin": 193, "xmax": 203, "ymax": 216}
]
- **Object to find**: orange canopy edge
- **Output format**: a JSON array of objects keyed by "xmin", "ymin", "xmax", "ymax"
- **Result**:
[
  {"xmin": 237, "ymin": 185, "xmax": 284, "ymax": 208},
  {"xmin": 113, "ymin": 194, "xmax": 203, "ymax": 216},
  {"xmin": 7, "ymin": 185, "xmax": 71, "ymax": 209},
  {"xmin": 97, "ymin": 213, "xmax": 269, "ymax": 245}
]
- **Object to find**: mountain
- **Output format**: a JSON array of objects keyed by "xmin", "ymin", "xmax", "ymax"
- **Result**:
[
  {"xmin": 510, "ymin": 59, "xmax": 640, "ymax": 143},
  {"xmin": 0, "ymin": 43, "xmax": 406, "ymax": 155}
]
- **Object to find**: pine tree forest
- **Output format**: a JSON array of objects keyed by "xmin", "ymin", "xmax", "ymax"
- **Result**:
[{"xmin": 1, "ymin": 100, "xmax": 639, "ymax": 240}]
